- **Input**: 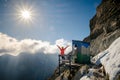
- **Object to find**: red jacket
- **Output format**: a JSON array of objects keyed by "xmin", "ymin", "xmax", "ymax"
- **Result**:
[{"xmin": 57, "ymin": 45, "xmax": 69, "ymax": 56}]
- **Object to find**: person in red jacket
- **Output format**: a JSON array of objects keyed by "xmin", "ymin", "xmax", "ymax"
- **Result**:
[{"xmin": 57, "ymin": 45, "xmax": 69, "ymax": 59}]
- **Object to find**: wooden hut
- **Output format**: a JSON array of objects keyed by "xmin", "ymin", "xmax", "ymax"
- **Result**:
[{"xmin": 72, "ymin": 40, "xmax": 90, "ymax": 64}]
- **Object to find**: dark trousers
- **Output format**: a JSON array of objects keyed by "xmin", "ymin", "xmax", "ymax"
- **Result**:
[{"xmin": 61, "ymin": 55, "xmax": 65, "ymax": 60}]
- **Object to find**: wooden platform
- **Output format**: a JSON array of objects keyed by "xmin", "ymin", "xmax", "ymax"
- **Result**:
[
  {"xmin": 65, "ymin": 63, "xmax": 81, "ymax": 67},
  {"xmin": 60, "ymin": 60, "xmax": 81, "ymax": 67},
  {"xmin": 58, "ymin": 54, "xmax": 80, "ymax": 75},
  {"xmin": 60, "ymin": 60, "xmax": 69, "ymax": 63}
]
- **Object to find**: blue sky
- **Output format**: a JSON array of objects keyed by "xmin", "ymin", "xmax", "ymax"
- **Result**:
[{"xmin": 0, "ymin": 0, "xmax": 101, "ymax": 43}]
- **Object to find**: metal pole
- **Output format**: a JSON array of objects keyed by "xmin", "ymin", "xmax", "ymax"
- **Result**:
[
  {"xmin": 59, "ymin": 55, "xmax": 60, "ymax": 75},
  {"xmin": 69, "ymin": 54, "xmax": 71, "ymax": 74}
]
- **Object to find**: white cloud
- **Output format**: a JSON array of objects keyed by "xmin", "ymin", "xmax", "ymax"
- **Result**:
[{"xmin": 0, "ymin": 33, "xmax": 72, "ymax": 56}]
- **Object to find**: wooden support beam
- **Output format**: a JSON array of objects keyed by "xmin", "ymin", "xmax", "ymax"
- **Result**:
[
  {"xmin": 58, "ymin": 55, "xmax": 60, "ymax": 75},
  {"xmin": 58, "ymin": 54, "xmax": 73, "ymax": 75}
]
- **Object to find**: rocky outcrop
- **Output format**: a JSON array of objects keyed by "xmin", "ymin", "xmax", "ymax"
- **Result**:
[
  {"xmin": 48, "ymin": 64, "xmax": 80, "ymax": 80},
  {"xmin": 49, "ymin": 64, "xmax": 108, "ymax": 80},
  {"xmin": 84, "ymin": 0, "xmax": 120, "ymax": 55}
]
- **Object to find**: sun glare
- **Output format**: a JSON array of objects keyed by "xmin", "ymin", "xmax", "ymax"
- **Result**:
[
  {"xmin": 17, "ymin": 7, "xmax": 35, "ymax": 24},
  {"xmin": 19, "ymin": 9, "xmax": 32, "ymax": 21},
  {"xmin": 21, "ymin": 10, "xmax": 31, "ymax": 19},
  {"xmin": 16, "ymin": 4, "xmax": 37, "ymax": 24}
]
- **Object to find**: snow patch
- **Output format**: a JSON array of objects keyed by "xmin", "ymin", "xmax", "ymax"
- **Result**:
[
  {"xmin": 91, "ymin": 37, "xmax": 120, "ymax": 80},
  {"xmin": 80, "ymin": 75, "xmax": 91, "ymax": 80}
]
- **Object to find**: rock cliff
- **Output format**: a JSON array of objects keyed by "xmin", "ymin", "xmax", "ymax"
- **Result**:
[{"xmin": 84, "ymin": 0, "xmax": 120, "ymax": 55}]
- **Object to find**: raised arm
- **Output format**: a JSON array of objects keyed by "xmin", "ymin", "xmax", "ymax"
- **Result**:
[
  {"xmin": 57, "ymin": 45, "xmax": 61, "ymax": 49},
  {"xmin": 65, "ymin": 45, "xmax": 69, "ymax": 50}
]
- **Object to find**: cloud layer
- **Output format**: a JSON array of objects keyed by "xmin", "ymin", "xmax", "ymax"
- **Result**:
[{"xmin": 0, "ymin": 33, "xmax": 72, "ymax": 56}]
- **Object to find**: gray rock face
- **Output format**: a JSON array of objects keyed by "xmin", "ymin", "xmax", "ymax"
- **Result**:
[{"xmin": 84, "ymin": 0, "xmax": 120, "ymax": 55}]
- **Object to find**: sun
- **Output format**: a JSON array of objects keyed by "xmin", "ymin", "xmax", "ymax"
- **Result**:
[
  {"xmin": 15, "ymin": 4, "xmax": 37, "ymax": 24},
  {"xmin": 19, "ymin": 9, "xmax": 32, "ymax": 21},
  {"xmin": 17, "ymin": 8, "xmax": 35, "ymax": 24},
  {"xmin": 21, "ymin": 10, "xmax": 31, "ymax": 19}
]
